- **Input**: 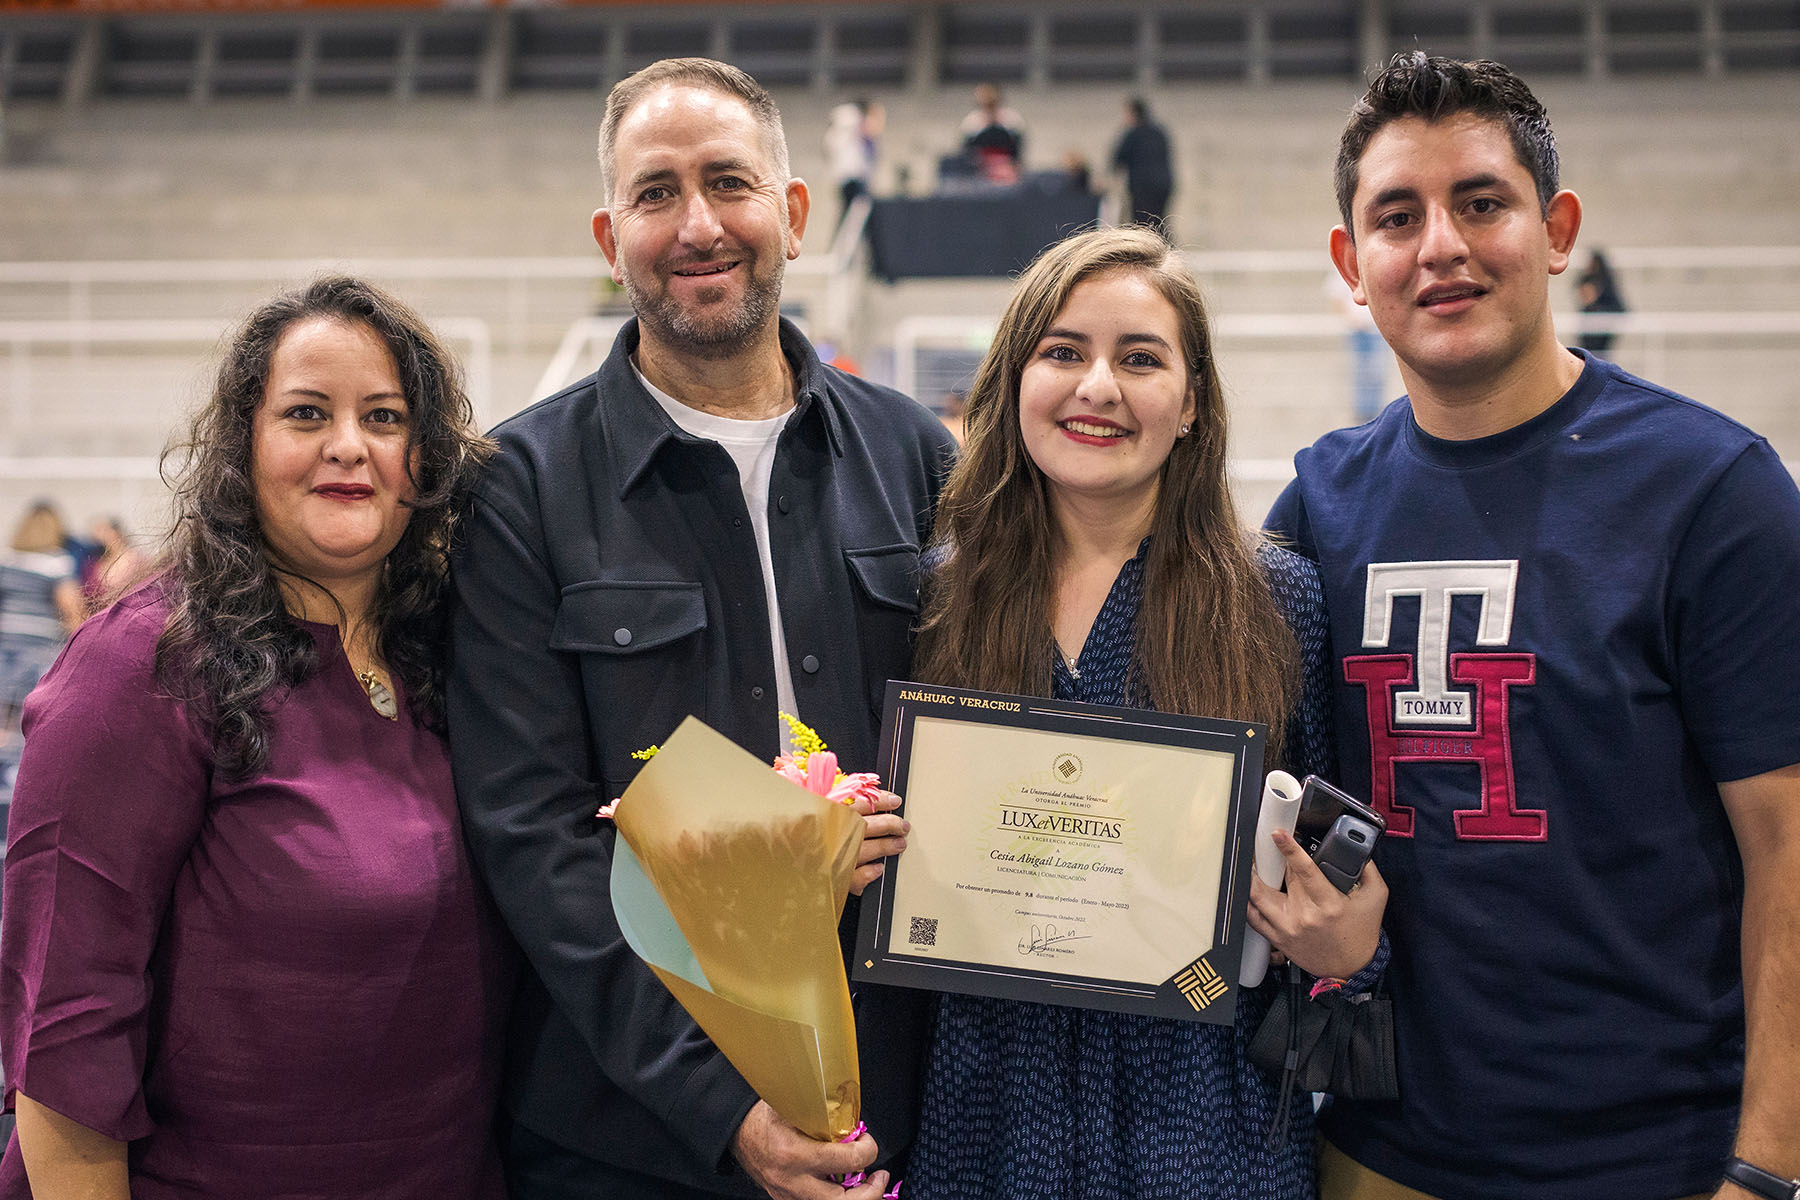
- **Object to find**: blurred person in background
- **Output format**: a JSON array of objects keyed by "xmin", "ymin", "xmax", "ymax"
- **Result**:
[
  {"xmin": 1110, "ymin": 97, "xmax": 1174, "ymax": 231},
  {"xmin": 80, "ymin": 516, "xmax": 151, "ymax": 613},
  {"xmin": 0, "ymin": 276, "xmax": 512, "ymax": 1199},
  {"xmin": 960, "ymin": 82, "xmax": 1024, "ymax": 183},
  {"xmin": 1324, "ymin": 269, "xmax": 1387, "ymax": 423},
  {"xmin": 0, "ymin": 501, "xmax": 81, "ymax": 794},
  {"xmin": 1576, "ymin": 248, "xmax": 1627, "ymax": 358},
  {"xmin": 937, "ymin": 389, "xmax": 968, "ymax": 446},
  {"xmin": 1059, "ymin": 150, "xmax": 1094, "ymax": 195},
  {"xmin": 824, "ymin": 97, "xmax": 883, "ymax": 232}
]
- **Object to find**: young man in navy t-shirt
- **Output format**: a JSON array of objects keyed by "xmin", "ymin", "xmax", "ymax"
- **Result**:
[{"xmin": 1268, "ymin": 53, "xmax": 1800, "ymax": 1200}]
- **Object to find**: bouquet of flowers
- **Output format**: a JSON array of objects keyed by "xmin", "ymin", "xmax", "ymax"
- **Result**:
[{"xmin": 604, "ymin": 714, "xmax": 882, "ymax": 1148}]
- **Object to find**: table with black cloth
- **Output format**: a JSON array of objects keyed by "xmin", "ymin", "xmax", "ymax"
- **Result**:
[{"xmin": 865, "ymin": 187, "xmax": 1103, "ymax": 280}]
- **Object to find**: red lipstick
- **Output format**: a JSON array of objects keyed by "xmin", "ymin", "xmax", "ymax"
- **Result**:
[
  {"xmin": 314, "ymin": 483, "xmax": 374, "ymax": 500},
  {"xmin": 1058, "ymin": 416, "xmax": 1131, "ymax": 446}
]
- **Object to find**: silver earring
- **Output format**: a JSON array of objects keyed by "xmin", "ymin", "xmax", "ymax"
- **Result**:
[{"xmin": 1179, "ymin": 423, "xmax": 1191, "ymax": 437}]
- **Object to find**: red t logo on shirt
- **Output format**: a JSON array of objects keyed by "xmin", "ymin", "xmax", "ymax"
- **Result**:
[{"xmin": 1346, "ymin": 561, "xmax": 1546, "ymax": 842}]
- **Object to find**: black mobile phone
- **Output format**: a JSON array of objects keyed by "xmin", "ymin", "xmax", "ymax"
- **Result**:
[{"xmin": 1294, "ymin": 775, "xmax": 1385, "ymax": 894}]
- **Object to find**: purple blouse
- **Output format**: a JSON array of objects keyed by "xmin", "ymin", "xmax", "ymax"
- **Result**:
[{"xmin": 0, "ymin": 584, "xmax": 511, "ymax": 1199}]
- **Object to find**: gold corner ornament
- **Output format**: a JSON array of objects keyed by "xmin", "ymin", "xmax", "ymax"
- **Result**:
[{"xmin": 1173, "ymin": 957, "xmax": 1229, "ymax": 1011}]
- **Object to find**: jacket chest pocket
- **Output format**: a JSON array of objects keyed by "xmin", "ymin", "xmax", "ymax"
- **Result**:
[
  {"xmin": 550, "ymin": 580, "xmax": 707, "ymax": 791},
  {"xmin": 845, "ymin": 545, "xmax": 921, "ymax": 720}
]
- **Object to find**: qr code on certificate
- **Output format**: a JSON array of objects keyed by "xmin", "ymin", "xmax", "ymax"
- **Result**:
[{"xmin": 908, "ymin": 916, "xmax": 939, "ymax": 947}]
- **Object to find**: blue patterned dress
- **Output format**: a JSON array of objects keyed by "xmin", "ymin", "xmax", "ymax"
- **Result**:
[{"xmin": 907, "ymin": 539, "xmax": 1379, "ymax": 1200}]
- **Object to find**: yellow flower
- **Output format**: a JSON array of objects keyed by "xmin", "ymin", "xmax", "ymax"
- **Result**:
[{"xmin": 779, "ymin": 712, "xmax": 828, "ymax": 764}]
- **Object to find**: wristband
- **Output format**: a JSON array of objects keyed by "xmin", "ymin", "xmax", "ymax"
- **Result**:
[
  {"xmin": 1307, "ymin": 976, "xmax": 1348, "ymax": 1000},
  {"xmin": 1724, "ymin": 1156, "xmax": 1800, "ymax": 1200}
]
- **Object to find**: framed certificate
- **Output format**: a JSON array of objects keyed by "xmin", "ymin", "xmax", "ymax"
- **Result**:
[{"xmin": 852, "ymin": 681, "xmax": 1267, "ymax": 1025}]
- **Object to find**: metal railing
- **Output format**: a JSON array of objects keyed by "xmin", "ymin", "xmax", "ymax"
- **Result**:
[{"xmin": 2, "ymin": 244, "xmax": 1796, "ymax": 521}]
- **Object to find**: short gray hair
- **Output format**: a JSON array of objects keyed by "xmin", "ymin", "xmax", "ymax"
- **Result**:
[{"xmin": 598, "ymin": 58, "xmax": 790, "ymax": 200}]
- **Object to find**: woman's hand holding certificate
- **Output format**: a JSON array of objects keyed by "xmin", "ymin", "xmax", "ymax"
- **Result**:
[{"xmin": 855, "ymin": 681, "xmax": 1272, "ymax": 1026}]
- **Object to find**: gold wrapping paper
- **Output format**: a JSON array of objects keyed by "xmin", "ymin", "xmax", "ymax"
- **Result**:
[{"xmin": 610, "ymin": 716, "xmax": 865, "ymax": 1142}]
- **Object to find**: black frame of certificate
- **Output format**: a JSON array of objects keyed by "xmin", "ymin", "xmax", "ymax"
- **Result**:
[{"xmin": 852, "ymin": 680, "xmax": 1268, "ymax": 1025}]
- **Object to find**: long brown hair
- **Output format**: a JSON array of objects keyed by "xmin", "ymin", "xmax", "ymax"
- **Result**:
[{"xmin": 913, "ymin": 226, "xmax": 1298, "ymax": 762}]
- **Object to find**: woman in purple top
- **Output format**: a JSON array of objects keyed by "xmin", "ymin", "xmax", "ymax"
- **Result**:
[{"xmin": 0, "ymin": 277, "xmax": 512, "ymax": 1198}]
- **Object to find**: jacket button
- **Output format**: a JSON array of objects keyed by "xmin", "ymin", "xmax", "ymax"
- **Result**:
[
  {"xmin": 751, "ymin": 686, "xmax": 765, "ymax": 700},
  {"xmin": 801, "ymin": 654, "xmax": 820, "ymax": 674},
  {"xmin": 613, "ymin": 628, "xmax": 632, "ymax": 646},
  {"xmin": 777, "ymin": 495, "xmax": 791, "ymax": 514}
]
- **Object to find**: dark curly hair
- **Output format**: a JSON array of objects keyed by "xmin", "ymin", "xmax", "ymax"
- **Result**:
[
  {"xmin": 1336, "ymin": 52, "xmax": 1559, "ymax": 233},
  {"xmin": 157, "ymin": 275, "xmax": 495, "ymax": 779}
]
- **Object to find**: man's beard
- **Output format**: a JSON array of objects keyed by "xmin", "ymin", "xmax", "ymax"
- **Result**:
[{"xmin": 620, "ymin": 253, "xmax": 786, "ymax": 360}]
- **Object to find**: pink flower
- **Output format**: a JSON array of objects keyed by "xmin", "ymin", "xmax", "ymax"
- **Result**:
[
  {"xmin": 807, "ymin": 750, "xmax": 839, "ymax": 796},
  {"xmin": 775, "ymin": 749, "xmax": 882, "ymax": 807},
  {"xmin": 603, "ymin": 716, "xmax": 882, "ymax": 821}
]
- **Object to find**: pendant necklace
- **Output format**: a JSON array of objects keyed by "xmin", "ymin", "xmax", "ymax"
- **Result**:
[
  {"xmin": 1061, "ymin": 645, "xmax": 1082, "ymax": 681},
  {"xmin": 339, "ymin": 612, "xmax": 398, "ymax": 720},
  {"xmin": 356, "ymin": 667, "xmax": 399, "ymax": 720}
]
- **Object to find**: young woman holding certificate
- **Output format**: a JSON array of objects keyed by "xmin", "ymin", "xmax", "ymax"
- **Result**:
[{"xmin": 906, "ymin": 226, "xmax": 1388, "ymax": 1197}]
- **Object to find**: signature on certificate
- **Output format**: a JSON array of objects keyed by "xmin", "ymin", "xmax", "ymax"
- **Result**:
[{"xmin": 1017, "ymin": 922, "xmax": 1091, "ymax": 957}]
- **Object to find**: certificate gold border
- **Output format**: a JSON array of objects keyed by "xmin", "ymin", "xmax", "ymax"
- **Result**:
[{"xmin": 852, "ymin": 681, "xmax": 1267, "ymax": 1025}]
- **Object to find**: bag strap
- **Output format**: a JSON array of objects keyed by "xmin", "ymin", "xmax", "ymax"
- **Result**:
[{"xmin": 1263, "ymin": 964, "xmax": 1303, "ymax": 1150}]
